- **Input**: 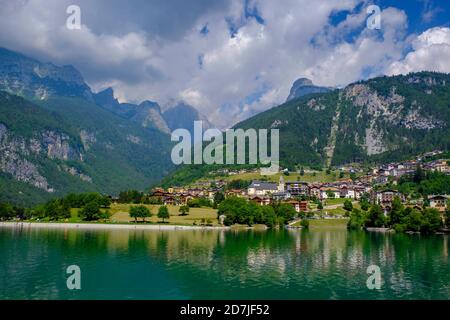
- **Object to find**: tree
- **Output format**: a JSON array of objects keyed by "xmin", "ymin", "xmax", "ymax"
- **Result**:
[
  {"xmin": 0, "ymin": 202, "xmax": 14, "ymax": 220},
  {"xmin": 79, "ymin": 201, "xmax": 101, "ymax": 221},
  {"xmin": 275, "ymin": 203, "xmax": 297, "ymax": 225},
  {"xmin": 360, "ymin": 198, "xmax": 370, "ymax": 211},
  {"xmin": 388, "ymin": 196, "xmax": 404, "ymax": 226},
  {"xmin": 339, "ymin": 171, "xmax": 344, "ymax": 179},
  {"xmin": 347, "ymin": 208, "xmax": 367, "ymax": 230},
  {"xmin": 300, "ymin": 219, "xmax": 309, "ymax": 229},
  {"xmin": 421, "ymin": 208, "xmax": 442, "ymax": 234},
  {"xmin": 367, "ymin": 205, "xmax": 386, "ymax": 227},
  {"xmin": 213, "ymin": 191, "xmax": 225, "ymax": 208},
  {"xmin": 413, "ymin": 165, "xmax": 425, "ymax": 184},
  {"xmin": 218, "ymin": 197, "xmax": 250, "ymax": 225},
  {"xmin": 326, "ymin": 190, "xmax": 335, "ymax": 199},
  {"xmin": 317, "ymin": 201, "xmax": 323, "ymax": 210},
  {"xmin": 261, "ymin": 205, "xmax": 277, "ymax": 228},
  {"xmin": 129, "ymin": 205, "xmax": 152, "ymax": 223},
  {"xmin": 178, "ymin": 205, "xmax": 190, "ymax": 216},
  {"xmin": 118, "ymin": 190, "xmax": 143, "ymax": 204},
  {"xmin": 343, "ymin": 199, "xmax": 353, "ymax": 212},
  {"xmin": 405, "ymin": 209, "xmax": 423, "ymax": 232},
  {"xmin": 158, "ymin": 206, "xmax": 170, "ymax": 223}
]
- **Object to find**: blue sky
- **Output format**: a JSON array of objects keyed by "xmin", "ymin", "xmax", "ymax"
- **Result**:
[{"xmin": 0, "ymin": 0, "xmax": 449, "ymax": 128}]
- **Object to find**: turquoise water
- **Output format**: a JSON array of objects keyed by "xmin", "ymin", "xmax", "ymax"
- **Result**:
[{"xmin": 0, "ymin": 226, "xmax": 448, "ymax": 299}]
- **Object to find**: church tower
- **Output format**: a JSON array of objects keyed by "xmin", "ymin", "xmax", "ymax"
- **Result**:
[{"xmin": 278, "ymin": 175, "xmax": 285, "ymax": 192}]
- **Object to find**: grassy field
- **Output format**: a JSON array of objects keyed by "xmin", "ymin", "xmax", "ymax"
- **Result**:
[
  {"xmin": 106, "ymin": 204, "xmax": 219, "ymax": 226},
  {"xmin": 309, "ymin": 218, "xmax": 348, "ymax": 228},
  {"xmin": 196, "ymin": 170, "xmax": 355, "ymax": 185}
]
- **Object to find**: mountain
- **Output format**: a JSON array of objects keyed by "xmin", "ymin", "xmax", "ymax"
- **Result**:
[
  {"xmin": 0, "ymin": 48, "xmax": 174, "ymax": 205},
  {"xmin": 162, "ymin": 102, "xmax": 212, "ymax": 134},
  {"xmin": 286, "ymin": 78, "xmax": 332, "ymax": 102},
  {"xmin": 93, "ymin": 88, "xmax": 170, "ymax": 133},
  {"xmin": 0, "ymin": 47, "xmax": 92, "ymax": 101},
  {"xmin": 239, "ymin": 71, "xmax": 450, "ymax": 168},
  {"xmin": 160, "ymin": 72, "xmax": 450, "ymax": 186}
]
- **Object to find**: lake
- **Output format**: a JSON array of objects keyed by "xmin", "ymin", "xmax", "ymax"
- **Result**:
[{"xmin": 0, "ymin": 226, "xmax": 448, "ymax": 299}]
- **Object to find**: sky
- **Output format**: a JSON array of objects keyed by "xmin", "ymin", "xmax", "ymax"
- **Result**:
[{"xmin": 0, "ymin": 0, "xmax": 449, "ymax": 128}]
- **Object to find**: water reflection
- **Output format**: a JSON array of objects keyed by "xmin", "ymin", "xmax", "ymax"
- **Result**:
[{"xmin": 0, "ymin": 226, "xmax": 448, "ymax": 299}]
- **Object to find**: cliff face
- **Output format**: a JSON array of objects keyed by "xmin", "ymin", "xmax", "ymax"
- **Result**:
[
  {"xmin": 0, "ymin": 47, "xmax": 92, "ymax": 100},
  {"xmin": 0, "ymin": 123, "xmax": 82, "ymax": 192}
]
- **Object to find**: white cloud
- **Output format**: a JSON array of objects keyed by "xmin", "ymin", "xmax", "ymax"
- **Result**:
[
  {"xmin": 388, "ymin": 27, "xmax": 450, "ymax": 75},
  {"xmin": 0, "ymin": 0, "xmax": 448, "ymax": 129}
]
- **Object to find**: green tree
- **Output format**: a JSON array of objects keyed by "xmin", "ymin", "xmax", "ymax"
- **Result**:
[
  {"xmin": 413, "ymin": 165, "xmax": 425, "ymax": 184},
  {"xmin": 343, "ymin": 199, "xmax": 353, "ymax": 212},
  {"xmin": 367, "ymin": 205, "xmax": 386, "ymax": 227},
  {"xmin": 79, "ymin": 201, "xmax": 101, "ymax": 221},
  {"xmin": 129, "ymin": 205, "xmax": 152, "ymax": 223},
  {"xmin": 347, "ymin": 208, "xmax": 367, "ymax": 230},
  {"xmin": 317, "ymin": 201, "xmax": 323, "ymax": 210},
  {"xmin": 158, "ymin": 205, "xmax": 170, "ymax": 223},
  {"xmin": 360, "ymin": 198, "xmax": 370, "ymax": 211},
  {"xmin": 261, "ymin": 205, "xmax": 277, "ymax": 227},
  {"xmin": 405, "ymin": 209, "xmax": 423, "ymax": 232},
  {"xmin": 421, "ymin": 208, "xmax": 442, "ymax": 234},
  {"xmin": 178, "ymin": 205, "xmax": 190, "ymax": 216},
  {"xmin": 213, "ymin": 191, "xmax": 225, "ymax": 208},
  {"xmin": 0, "ymin": 202, "xmax": 14, "ymax": 220},
  {"xmin": 275, "ymin": 203, "xmax": 297, "ymax": 225},
  {"xmin": 388, "ymin": 196, "xmax": 405, "ymax": 226}
]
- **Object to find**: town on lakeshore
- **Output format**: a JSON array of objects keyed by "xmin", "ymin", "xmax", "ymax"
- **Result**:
[
  {"xmin": 1, "ymin": 150, "xmax": 449, "ymax": 234},
  {"xmin": 136, "ymin": 150, "xmax": 449, "ymax": 230}
]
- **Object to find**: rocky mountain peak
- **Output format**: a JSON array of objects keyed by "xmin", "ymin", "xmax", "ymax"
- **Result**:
[{"xmin": 286, "ymin": 77, "xmax": 332, "ymax": 102}]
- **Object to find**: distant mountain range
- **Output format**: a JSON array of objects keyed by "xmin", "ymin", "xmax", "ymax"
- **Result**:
[
  {"xmin": 1, "ymin": 47, "xmax": 449, "ymax": 203},
  {"xmin": 0, "ymin": 47, "xmax": 209, "ymax": 205}
]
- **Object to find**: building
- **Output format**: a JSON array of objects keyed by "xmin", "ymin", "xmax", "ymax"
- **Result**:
[
  {"xmin": 320, "ymin": 187, "xmax": 340, "ymax": 199},
  {"xmin": 250, "ymin": 196, "xmax": 271, "ymax": 206},
  {"xmin": 429, "ymin": 195, "xmax": 448, "ymax": 212},
  {"xmin": 247, "ymin": 181, "xmax": 278, "ymax": 196},
  {"xmin": 284, "ymin": 181, "xmax": 309, "ymax": 197},
  {"xmin": 284, "ymin": 200, "xmax": 307, "ymax": 213}
]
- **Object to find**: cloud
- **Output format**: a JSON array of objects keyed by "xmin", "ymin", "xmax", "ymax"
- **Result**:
[
  {"xmin": 0, "ymin": 0, "xmax": 448, "ymax": 129},
  {"xmin": 388, "ymin": 27, "xmax": 450, "ymax": 75}
]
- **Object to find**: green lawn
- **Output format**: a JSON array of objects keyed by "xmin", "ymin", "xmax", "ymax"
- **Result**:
[
  {"xmin": 107, "ymin": 203, "xmax": 219, "ymax": 226},
  {"xmin": 309, "ymin": 218, "xmax": 348, "ymax": 228},
  {"xmin": 323, "ymin": 198, "xmax": 348, "ymax": 206}
]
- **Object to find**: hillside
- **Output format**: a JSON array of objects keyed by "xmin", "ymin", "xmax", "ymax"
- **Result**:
[
  {"xmin": 236, "ymin": 71, "xmax": 450, "ymax": 168},
  {"xmin": 0, "ymin": 48, "xmax": 176, "ymax": 206},
  {"xmin": 160, "ymin": 72, "xmax": 450, "ymax": 187}
]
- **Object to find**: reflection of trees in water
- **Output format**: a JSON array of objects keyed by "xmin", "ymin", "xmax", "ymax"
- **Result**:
[{"xmin": 2, "ymin": 227, "xmax": 448, "ymax": 299}]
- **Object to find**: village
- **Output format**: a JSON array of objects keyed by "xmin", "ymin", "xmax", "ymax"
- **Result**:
[{"xmin": 146, "ymin": 150, "xmax": 450, "ymax": 218}]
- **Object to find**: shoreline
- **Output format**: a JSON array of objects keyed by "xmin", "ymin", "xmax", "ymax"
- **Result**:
[{"xmin": 0, "ymin": 221, "xmax": 230, "ymax": 231}]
